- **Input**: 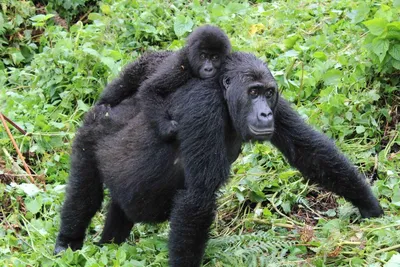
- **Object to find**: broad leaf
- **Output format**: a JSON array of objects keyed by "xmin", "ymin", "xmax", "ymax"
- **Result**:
[
  {"xmin": 174, "ymin": 15, "xmax": 193, "ymax": 37},
  {"xmin": 371, "ymin": 38, "xmax": 390, "ymax": 62},
  {"xmin": 363, "ymin": 18, "xmax": 388, "ymax": 36},
  {"xmin": 389, "ymin": 44, "xmax": 400, "ymax": 60}
]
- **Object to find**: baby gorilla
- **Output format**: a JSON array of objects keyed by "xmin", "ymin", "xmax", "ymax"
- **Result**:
[{"xmin": 137, "ymin": 25, "xmax": 231, "ymax": 140}]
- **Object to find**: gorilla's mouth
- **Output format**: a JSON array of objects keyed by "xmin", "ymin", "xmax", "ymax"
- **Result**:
[
  {"xmin": 248, "ymin": 125, "xmax": 274, "ymax": 136},
  {"xmin": 199, "ymin": 68, "xmax": 217, "ymax": 79}
]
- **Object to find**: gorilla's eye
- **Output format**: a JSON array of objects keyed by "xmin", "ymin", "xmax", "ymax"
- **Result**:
[
  {"xmin": 265, "ymin": 88, "xmax": 275, "ymax": 98},
  {"xmin": 249, "ymin": 88, "xmax": 259, "ymax": 97},
  {"xmin": 200, "ymin": 53, "xmax": 206, "ymax": 60},
  {"xmin": 211, "ymin": 55, "xmax": 219, "ymax": 61}
]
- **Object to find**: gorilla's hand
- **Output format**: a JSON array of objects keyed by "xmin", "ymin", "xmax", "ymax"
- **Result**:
[
  {"xmin": 85, "ymin": 104, "xmax": 112, "ymax": 125},
  {"xmin": 159, "ymin": 119, "xmax": 178, "ymax": 141}
]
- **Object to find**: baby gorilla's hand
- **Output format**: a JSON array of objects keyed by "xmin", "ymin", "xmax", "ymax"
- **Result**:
[
  {"xmin": 83, "ymin": 104, "xmax": 111, "ymax": 126},
  {"xmin": 159, "ymin": 119, "xmax": 178, "ymax": 141}
]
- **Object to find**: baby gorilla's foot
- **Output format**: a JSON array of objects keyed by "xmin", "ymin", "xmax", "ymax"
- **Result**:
[{"xmin": 159, "ymin": 120, "xmax": 178, "ymax": 141}]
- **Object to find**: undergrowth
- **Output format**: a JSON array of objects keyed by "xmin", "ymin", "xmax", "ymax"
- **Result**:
[{"xmin": 0, "ymin": 0, "xmax": 399, "ymax": 266}]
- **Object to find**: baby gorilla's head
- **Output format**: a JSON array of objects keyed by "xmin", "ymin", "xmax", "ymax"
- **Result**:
[{"xmin": 186, "ymin": 25, "xmax": 231, "ymax": 79}]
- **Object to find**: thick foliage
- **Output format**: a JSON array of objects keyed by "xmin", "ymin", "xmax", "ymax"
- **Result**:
[{"xmin": 0, "ymin": 0, "xmax": 399, "ymax": 266}]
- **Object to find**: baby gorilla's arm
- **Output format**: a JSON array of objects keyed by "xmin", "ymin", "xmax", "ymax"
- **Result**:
[{"xmin": 138, "ymin": 51, "xmax": 192, "ymax": 140}]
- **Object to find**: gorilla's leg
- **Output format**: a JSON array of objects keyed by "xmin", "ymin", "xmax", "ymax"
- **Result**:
[
  {"xmin": 166, "ymin": 84, "xmax": 230, "ymax": 266},
  {"xmin": 99, "ymin": 201, "xmax": 134, "ymax": 244},
  {"xmin": 271, "ymin": 98, "xmax": 383, "ymax": 218},
  {"xmin": 55, "ymin": 141, "xmax": 103, "ymax": 252},
  {"xmin": 168, "ymin": 189, "xmax": 217, "ymax": 267},
  {"xmin": 54, "ymin": 112, "xmax": 106, "ymax": 253}
]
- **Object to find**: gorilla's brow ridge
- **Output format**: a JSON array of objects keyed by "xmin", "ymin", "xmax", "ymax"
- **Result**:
[
  {"xmin": 241, "ymin": 69, "xmax": 269, "ymax": 83},
  {"xmin": 225, "ymin": 53, "xmax": 269, "ymax": 82}
]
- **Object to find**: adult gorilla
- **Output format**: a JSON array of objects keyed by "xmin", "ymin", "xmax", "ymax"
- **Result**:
[{"xmin": 55, "ymin": 52, "xmax": 383, "ymax": 266}]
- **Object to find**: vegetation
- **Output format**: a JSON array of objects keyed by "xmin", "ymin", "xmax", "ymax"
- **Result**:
[{"xmin": 0, "ymin": 0, "xmax": 399, "ymax": 266}]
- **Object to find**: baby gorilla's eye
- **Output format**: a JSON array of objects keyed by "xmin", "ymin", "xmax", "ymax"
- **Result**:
[
  {"xmin": 265, "ymin": 88, "xmax": 274, "ymax": 98},
  {"xmin": 211, "ymin": 54, "xmax": 219, "ymax": 61},
  {"xmin": 249, "ymin": 88, "xmax": 258, "ymax": 97},
  {"xmin": 200, "ymin": 53, "xmax": 206, "ymax": 60}
]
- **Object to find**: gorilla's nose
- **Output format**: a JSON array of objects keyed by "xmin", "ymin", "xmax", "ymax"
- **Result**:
[
  {"xmin": 204, "ymin": 67, "xmax": 214, "ymax": 73},
  {"xmin": 258, "ymin": 110, "xmax": 273, "ymax": 122}
]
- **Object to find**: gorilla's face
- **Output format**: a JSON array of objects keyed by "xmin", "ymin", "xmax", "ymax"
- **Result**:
[
  {"xmin": 197, "ymin": 50, "xmax": 222, "ymax": 78},
  {"xmin": 189, "ymin": 47, "xmax": 225, "ymax": 79},
  {"xmin": 222, "ymin": 54, "xmax": 278, "ymax": 141},
  {"xmin": 186, "ymin": 25, "xmax": 231, "ymax": 80}
]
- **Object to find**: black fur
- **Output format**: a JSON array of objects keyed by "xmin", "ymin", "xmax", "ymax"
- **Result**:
[
  {"xmin": 137, "ymin": 25, "xmax": 231, "ymax": 140},
  {"xmin": 55, "ymin": 52, "xmax": 383, "ymax": 266},
  {"xmin": 97, "ymin": 51, "xmax": 172, "ymax": 107}
]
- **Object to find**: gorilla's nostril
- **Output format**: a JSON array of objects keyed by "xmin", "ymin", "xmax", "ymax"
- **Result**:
[
  {"xmin": 259, "ymin": 112, "xmax": 272, "ymax": 118},
  {"xmin": 204, "ymin": 67, "xmax": 213, "ymax": 72}
]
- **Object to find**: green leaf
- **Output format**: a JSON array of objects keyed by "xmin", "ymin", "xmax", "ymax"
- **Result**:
[
  {"xmin": 13, "ymin": 183, "xmax": 41, "ymax": 197},
  {"xmin": 235, "ymin": 192, "xmax": 245, "ymax": 202},
  {"xmin": 392, "ymin": 60, "xmax": 400, "ymax": 70},
  {"xmin": 30, "ymin": 14, "xmax": 55, "ymax": 22},
  {"xmin": 174, "ymin": 15, "xmax": 193, "ymax": 37},
  {"xmin": 386, "ymin": 254, "xmax": 400, "ymax": 267},
  {"xmin": 348, "ymin": 4, "xmax": 370, "ymax": 24},
  {"xmin": 281, "ymin": 201, "xmax": 291, "ymax": 213},
  {"xmin": 393, "ymin": 185, "xmax": 400, "ymax": 207},
  {"xmin": 263, "ymin": 208, "xmax": 272, "ymax": 217},
  {"xmin": 371, "ymin": 38, "xmax": 390, "ymax": 62},
  {"xmin": 284, "ymin": 35, "xmax": 299, "ymax": 49},
  {"xmin": 363, "ymin": 18, "xmax": 388, "ymax": 36},
  {"xmin": 49, "ymin": 121, "xmax": 65, "ymax": 129},
  {"xmin": 322, "ymin": 69, "xmax": 341, "ymax": 85},
  {"xmin": 356, "ymin": 125, "xmax": 365, "ymax": 134},
  {"xmin": 100, "ymin": 4, "xmax": 111, "ymax": 15},
  {"xmin": 88, "ymin": 13, "xmax": 103, "ymax": 21},
  {"xmin": 25, "ymin": 197, "xmax": 43, "ymax": 214},
  {"xmin": 313, "ymin": 51, "xmax": 327, "ymax": 61},
  {"xmin": 83, "ymin": 47, "xmax": 100, "ymax": 57},
  {"xmin": 77, "ymin": 100, "xmax": 89, "ymax": 112},
  {"xmin": 389, "ymin": 44, "xmax": 400, "ymax": 60},
  {"xmin": 367, "ymin": 90, "xmax": 380, "ymax": 101},
  {"xmin": 333, "ymin": 116, "xmax": 344, "ymax": 125},
  {"xmin": 116, "ymin": 248, "xmax": 127, "ymax": 262},
  {"xmin": 322, "ymin": 219, "xmax": 341, "ymax": 234},
  {"xmin": 395, "ymin": 0, "xmax": 400, "ymax": 8},
  {"xmin": 278, "ymin": 170, "xmax": 298, "ymax": 179},
  {"xmin": 324, "ymin": 209, "xmax": 337, "ymax": 217},
  {"xmin": 345, "ymin": 112, "xmax": 353, "ymax": 121},
  {"xmin": 100, "ymin": 57, "xmax": 116, "ymax": 73},
  {"xmin": 211, "ymin": 4, "xmax": 225, "ymax": 19},
  {"xmin": 0, "ymin": 13, "xmax": 4, "ymax": 31}
]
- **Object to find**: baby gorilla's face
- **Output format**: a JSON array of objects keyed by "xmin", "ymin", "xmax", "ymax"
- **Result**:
[
  {"xmin": 196, "ymin": 50, "xmax": 222, "ymax": 79},
  {"xmin": 185, "ymin": 25, "xmax": 231, "ymax": 80}
]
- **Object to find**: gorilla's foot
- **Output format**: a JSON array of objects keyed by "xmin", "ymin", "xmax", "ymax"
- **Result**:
[
  {"xmin": 54, "ymin": 234, "xmax": 84, "ymax": 254},
  {"xmin": 358, "ymin": 202, "xmax": 384, "ymax": 218}
]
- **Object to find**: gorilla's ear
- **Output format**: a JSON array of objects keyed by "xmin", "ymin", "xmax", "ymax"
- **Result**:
[
  {"xmin": 220, "ymin": 76, "xmax": 230, "ymax": 99},
  {"xmin": 222, "ymin": 76, "xmax": 230, "ymax": 89}
]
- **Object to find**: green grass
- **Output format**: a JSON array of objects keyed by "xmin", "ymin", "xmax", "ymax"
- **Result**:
[{"xmin": 0, "ymin": 0, "xmax": 399, "ymax": 266}]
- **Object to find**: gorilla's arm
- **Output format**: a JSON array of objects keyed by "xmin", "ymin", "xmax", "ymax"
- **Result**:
[
  {"xmin": 168, "ymin": 84, "xmax": 230, "ymax": 266},
  {"xmin": 97, "ymin": 51, "xmax": 172, "ymax": 106},
  {"xmin": 138, "ymin": 51, "xmax": 192, "ymax": 140},
  {"xmin": 271, "ymin": 98, "xmax": 383, "ymax": 218}
]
